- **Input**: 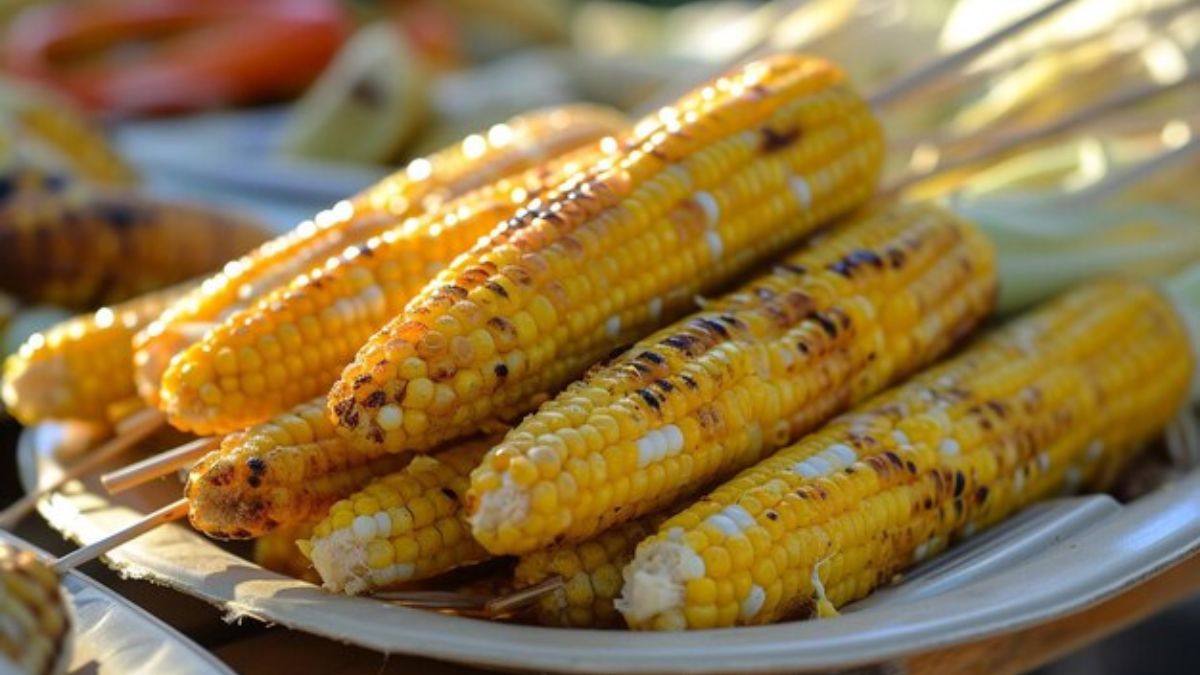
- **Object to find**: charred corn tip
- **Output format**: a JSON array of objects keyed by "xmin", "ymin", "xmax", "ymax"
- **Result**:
[
  {"xmin": 0, "ymin": 544, "xmax": 71, "ymax": 675},
  {"xmin": 303, "ymin": 436, "xmax": 497, "ymax": 595},
  {"xmin": 467, "ymin": 203, "xmax": 997, "ymax": 555},
  {"xmin": 619, "ymin": 278, "xmax": 1192, "ymax": 630},
  {"xmin": 330, "ymin": 54, "xmax": 885, "ymax": 457},
  {"xmin": 2, "ymin": 283, "xmax": 193, "ymax": 424},
  {"xmin": 184, "ymin": 398, "xmax": 411, "ymax": 539}
]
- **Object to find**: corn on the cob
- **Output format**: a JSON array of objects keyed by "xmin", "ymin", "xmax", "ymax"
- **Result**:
[
  {"xmin": 0, "ymin": 544, "xmax": 71, "ymax": 675},
  {"xmin": 468, "ymin": 203, "xmax": 997, "ymax": 554},
  {"xmin": 513, "ymin": 514, "xmax": 668, "ymax": 628},
  {"xmin": 618, "ymin": 278, "xmax": 1193, "ymax": 630},
  {"xmin": 254, "ymin": 520, "xmax": 321, "ymax": 584},
  {"xmin": 300, "ymin": 436, "xmax": 497, "ymax": 595},
  {"xmin": 0, "ymin": 192, "xmax": 270, "ymax": 309},
  {"xmin": 135, "ymin": 105, "xmax": 625, "ymax": 407},
  {"xmin": 185, "ymin": 397, "xmax": 411, "ymax": 539},
  {"xmin": 2, "ymin": 282, "xmax": 193, "ymax": 424},
  {"xmin": 157, "ymin": 144, "xmax": 610, "ymax": 436},
  {"xmin": 331, "ymin": 54, "xmax": 884, "ymax": 455}
]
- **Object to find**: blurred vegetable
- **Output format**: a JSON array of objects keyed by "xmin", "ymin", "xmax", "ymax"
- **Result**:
[
  {"xmin": 3, "ymin": 0, "xmax": 351, "ymax": 115},
  {"xmin": 281, "ymin": 22, "xmax": 429, "ymax": 164}
]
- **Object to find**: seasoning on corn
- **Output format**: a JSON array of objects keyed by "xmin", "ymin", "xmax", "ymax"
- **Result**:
[
  {"xmin": 468, "ymin": 203, "xmax": 997, "ymax": 555},
  {"xmin": 330, "ymin": 54, "xmax": 884, "ymax": 456},
  {"xmin": 0, "ymin": 543, "xmax": 71, "ymax": 675},
  {"xmin": 513, "ymin": 513, "xmax": 668, "ymax": 628},
  {"xmin": 0, "ymin": 192, "xmax": 270, "ymax": 309},
  {"xmin": 618, "ymin": 278, "xmax": 1193, "ymax": 630},
  {"xmin": 185, "ymin": 397, "xmax": 411, "ymax": 540},
  {"xmin": 254, "ymin": 520, "xmax": 320, "ymax": 584},
  {"xmin": 157, "ymin": 141, "xmax": 610, "ymax": 435},
  {"xmin": 300, "ymin": 435, "xmax": 497, "ymax": 595},
  {"xmin": 2, "ymin": 282, "xmax": 193, "ymax": 424},
  {"xmin": 134, "ymin": 104, "xmax": 625, "ymax": 407}
]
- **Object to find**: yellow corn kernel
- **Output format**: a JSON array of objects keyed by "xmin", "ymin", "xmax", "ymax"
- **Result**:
[
  {"xmin": 619, "ymin": 278, "xmax": 1193, "ymax": 629},
  {"xmin": 301, "ymin": 435, "xmax": 500, "ymax": 594},
  {"xmin": 331, "ymin": 54, "xmax": 884, "ymax": 459},
  {"xmin": 468, "ymin": 203, "xmax": 997, "ymax": 554},
  {"xmin": 2, "ymin": 282, "xmax": 194, "ymax": 424},
  {"xmin": 134, "ymin": 105, "xmax": 626, "ymax": 408}
]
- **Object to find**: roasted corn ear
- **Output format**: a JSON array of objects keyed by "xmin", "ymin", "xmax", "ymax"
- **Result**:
[
  {"xmin": 2, "ymin": 282, "xmax": 193, "ymax": 424},
  {"xmin": 301, "ymin": 436, "xmax": 497, "ymax": 595},
  {"xmin": 468, "ymin": 203, "xmax": 996, "ymax": 554},
  {"xmin": 618, "ymin": 278, "xmax": 1192, "ymax": 630},
  {"xmin": 185, "ymin": 397, "xmax": 411, "ymax": 539},
  {"xmin": 331, "ymin": 54, "xmax": 884, "ymax": 455},
  {"xmin": 0, "ymin": 192, "xmax": 270, "ymax": 309},
  {"xmin": 135, "ymin": 104, "xmax": 625, "ymax": 406},
  {"xmin": 0, "ymin": 544, "xmax": 71, "ymax": 675},
  {"xmin": 157, "ymin": 143, "xmax": 609, "ymax": 435},
  {"xmin": 254, "ymin": 520, "xmax": 321, "ymax": 584}
]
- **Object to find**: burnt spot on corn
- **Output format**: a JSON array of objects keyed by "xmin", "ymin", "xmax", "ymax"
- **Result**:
[
  {"xmin": 778, "ymin": 262, "xmax": 808, "ymax": 275},
  {"xmin": 975, "ymin": 486, "xmax": 989, "ymax": 503},
  {"xmin": 885, "ymin": 247, "xmax": 906, "ymax": 268},
  {"xmin": 662, "ymin": 333, "xmax": 701, "ymax": 355},
  {"xmin": 695, "ymin": 317, "xmax": 730, "ymax": 338},
  {"xmin": 441, "ymin": 487, "xmax": 458, "ymax": 501},
  {"xmin": 680, "ymin": 374, "xmax": 699, "ymax": 390},
  {"xmin": 761, "ymin": 126, "xmax": 801, "ymax": 152},
  {"xmin": 368, "ymin": 427, "xmax": 384, "ymax": 444},
  {"xmin": 654, "ymin": 378, "xmax": 675, "ymax": 393},
  {"xmin": 488, "ymin": 317, "xmax": 517, "ymax": 342},
  {"xmin": 810, "ymin": 312, "xmax": 839, "ymax": 338},
  {"xmin": 363, "ymin": 391, "xmax": 387, "ymax": 408},
  {"xmin": 333, "ymin": 399, "xmax": 356, "ymax": 420},
  {"xmin": 485, "ymin": 281, "xmax": 509, "ymax": 298},
  {"xmin": 353, "ymin": 373, "xmax": 373, "ymax": 389},
  {"xmin": 638, "ymin": 351, "xmax": 665, "ymax": 366},
  {"xmin": 637, "ymin": 389, "xmax": 663, "ymax": 411},
  {"xmin": 247, "ymin": 458, "xmax": 267, "ymax": 475},
  {"xmin": 953, "ymin": 472, "xmax": 966, "ymax": 497},
  {"xmin": 247, "ymin": 475, "xmax": 262, "ymax": 488},
  {"xmin": 494, "ymin": 363, "xmax": 509, "ymax": 378},
  {"xmin": 765, "ymin": 510, "xmax": 779, "ymax": 521}
]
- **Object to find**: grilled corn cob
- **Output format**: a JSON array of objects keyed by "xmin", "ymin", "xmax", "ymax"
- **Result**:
[
  {"xmin": 2, "ymin": 282, "xmax": 193, "ymax": 424},
  {"xmin": 254, "ymin": 520, "xmax": 320, "ymax": 584},
  {"xmin": 300, "ymin": 436, "xmax": 497, "ymax": 594},
  {"xmin": 185, "ymin": 397, "xmax": 411, "ymax": 539},
  {"xmin": 513, "ymin": 513, "xmax": 668, "ymax": 628},
  {"xmin": 0, "ymin": 544, "xmax": 71, "ymax": 675},
  {"xmin": 618, "ymin": 278, "xmax": 1193, "ymax": 630},
  {"xmin": 331, "ymin": 54, "xmax": 884, "ymax": 455},
  {"xmin": 468, "ymin": 203, "xmax": 997, "ymax": 554},
  {"xmin": 135, "ymin": 105, "xmax": 625, "ymax": 406},
  {"xmin": 157, "ymin": 143, "xmax": 609, "ymax": 435}
]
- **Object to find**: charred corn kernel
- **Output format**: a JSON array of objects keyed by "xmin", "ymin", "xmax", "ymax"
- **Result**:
[
  {"xmin": 468, "ymin": 203, "xmax": 997, "ymax": 554},
  {"xmin": 302, "ymin": 436, "xmax": 498, "ymax": 594},
  {"xmin": 0, "ymin": 191, "xmax": 269, "ymax": 310},
  {"xmin": 0, "ymin": 544, "xmax": 71, "ymax": 675},
  {"xmin": 619, "ymin": 279, "xmax": 1193, "ymax": 630},
  {"xmin": 158, "ymin": 143, "xmax": 614, "ymax": 436},
  {"xmin": 254, "ymin": 520, "xmax": 321, "ymax": 584},
  {"xmin": 134, "ymin": 105, "xmax": 625, "ymax": 407},
  {"xmin": 2, "ymin": 282, "xmax": 193, "ymax": 424},
  {"xmin": 331, "ymin": 54, "xmax": 884, "ymax": 456},
  {"xmin": 513, "ymin": 513, "xmax": 668, "ymax": 628},
  {"xmin": 185, "ymin": 397, "xmax": 412, "ymax": 539}
]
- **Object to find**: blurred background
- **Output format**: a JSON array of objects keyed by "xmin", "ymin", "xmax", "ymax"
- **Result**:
[{"xmin": 0, "ymin": 0, "xmax": 1197, "ymax": 673}]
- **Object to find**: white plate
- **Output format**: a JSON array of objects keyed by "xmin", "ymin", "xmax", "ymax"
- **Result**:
[{"xmin": 19, "ymin": 423, "xmax": 1200, "ymax": 674}]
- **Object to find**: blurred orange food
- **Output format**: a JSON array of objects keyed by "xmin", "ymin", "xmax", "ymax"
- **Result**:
[{"xmin": 3, "ymin": 0, "xmax": 351, "ymax": 115}]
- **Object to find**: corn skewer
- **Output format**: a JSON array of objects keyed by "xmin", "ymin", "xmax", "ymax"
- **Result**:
[
  {"xmin": 0, "ymin": 543, "xmax": 72, "ymax": 675},
  {"xmin": 617, "ymin": 276, "xmax": 1194, "ymax": 629},
  {"xmin": 133, "ymin": 105, "xmax": 626, "ymax": 408},
  {"xmin": 155, "ymin": 142, "xmax": 613, "ymax": 436},
  {"xmin": 330, "ymin": 54, "xmax": 885, "ymax": 456}
]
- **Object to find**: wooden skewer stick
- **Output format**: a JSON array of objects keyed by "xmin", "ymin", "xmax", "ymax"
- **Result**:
[
  {"xmin": 1063, "ymin": 135, "xmax": 1200, "ymax": 206},
  {"xmin": 374, "ymin": 575, "xmax": 565, "ymax": 618},
  {"xmin": 0, "ymin": 408, "xmax": 165, "ymax": 529},
  {"xmin": 880, "ymin": 72, "xmax": 1200, "ymax": 198},
  {"xmin": 867, "ymin": 0, "xmax": 1081, "ymax": 107},
  {"xmin": 52, "ymin": 498, "xmax": 189, "ymax": 573},
  {"xmin": 485, "ymin": 576, "xmax": 566, "ymax": 616},
  {"xmin": 101, "ymin": 436, "xmax": 221, "ymax": 495}
]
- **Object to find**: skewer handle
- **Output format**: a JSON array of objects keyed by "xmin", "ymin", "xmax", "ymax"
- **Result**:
[
  {"xmin": 101, "ymin": 436, "xmax": 221, "ymax": 495},
  {"xmin": 52, "ymin": 498, "xmax": 189, "ymax": 573},
  {"xmin": 0, "ymin": 409, "xmax": 165, "ymax": 529}
]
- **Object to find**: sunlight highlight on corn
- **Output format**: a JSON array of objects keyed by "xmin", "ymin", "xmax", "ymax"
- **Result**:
[
  {"xmin": 468, "ymin": 203, "xmax": 997, "ymax": 554},
  {"xmin": 618, "ymin": 279, "xmax": 1193, "ymax": 630},
  {"xmin": 158, "ymin": 143, "xmax": 611, "ymax": 435},
  {"xmin": 2, "ymin": 282, "xmax": 192, "ymax": 424},
  {"xmin": 134, "ymin": 104, "xmax": 625, "ymax": 406},
  {"xmin": 185, "ymin": 397, "xmax": 411, "ymax": 539},
  {"xmin": 302, "ymin": 436, "xmax": 496, "ymax": 594},
  {"xmin": 330, "ymin": 54, "xmax": 884, "ymax": 456}
]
